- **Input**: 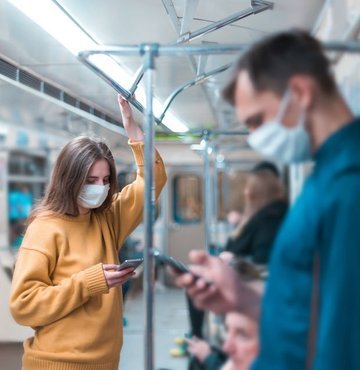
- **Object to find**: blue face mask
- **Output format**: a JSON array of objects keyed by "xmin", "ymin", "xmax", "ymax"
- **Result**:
[{"xmin": 247, "ymin": 90, "xmax": 312, "ymax": 164}]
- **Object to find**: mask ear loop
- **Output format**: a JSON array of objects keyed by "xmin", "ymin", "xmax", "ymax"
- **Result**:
[
  {"xmin": 298, "ymin": 109, "xmax": 306, "ymax": 129},
  {"xmin": 276, "ymin": 88, "xmax": 292, "ymax": 123}
]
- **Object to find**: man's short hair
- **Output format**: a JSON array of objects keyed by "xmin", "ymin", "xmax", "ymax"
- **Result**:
[
  {"xmin": 252, "ymin": 161, "xmax": 280, "ymax": 178},
  {"xmin": 223, "ymin": 29, "xmax": 337, "ymax": 105}
]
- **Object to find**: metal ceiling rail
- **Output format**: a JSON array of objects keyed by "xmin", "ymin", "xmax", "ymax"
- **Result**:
[
  {"xmin": 129, "ymin": 65, "xmax": 145, "ymax": 96},
  {"xmin": 79, "ymin": 56, "xmax": 172, "ymax": 132},
  {"xmin": 176, "ymin": 0, "xmax": 273, "ymax": 43},
  {"xmin": 126, "ymin": 0, "xmax": 273, "ymax": 124},
  {"xmin": 79, "ymin": 40, "xmax": 360, "ymax": 59},
  {"xmin": 159, "ymin": 62, "xmax": 232, "ymax": 122},
  {"xmin": 79, "ymin": 39, "xmax": 360, "ymax": 127},
  {"xmin": 162, "ymin": 0, "xmax": 218, "ymax": 122},
  {"xmin": 161, "ymin": 0, "xmax": 223, "ymax": 126},
  {"xmin": 78, "ymin": 44, "xmax": 243, "ymax": 133},
  {"xmin": 324, "ymin": 40, "xmax": 360, "ymax": 53},
  {"xmin": 176, "ymin": 128, "xmax": 248, "ymax": 137},
  {"xmin": 179, "ymin": 0, "xmax": 199, "ymax": 36}
]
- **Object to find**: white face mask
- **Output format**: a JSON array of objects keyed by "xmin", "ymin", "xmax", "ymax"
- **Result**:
[
  {"xmin": 78, "ymin": 184, "xmax": 110, "ymax": 209},
  {"xmin": 247, "ymin": 90, "xmax": 311, "ymax": 164}
]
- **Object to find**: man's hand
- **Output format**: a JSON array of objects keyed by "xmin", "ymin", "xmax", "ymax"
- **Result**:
[
  {"xmin": 175, "ymin": 250, "xmax": 262, "ymax": 317},
  {"xmin": 117, "ymin": 94, "xmax": 144, "ymax": 142}
]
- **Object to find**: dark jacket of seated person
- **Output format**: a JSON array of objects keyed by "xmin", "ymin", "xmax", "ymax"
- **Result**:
[{"xmin": 225, "ymin": 168, "xmax": 288, "ymax": 264}]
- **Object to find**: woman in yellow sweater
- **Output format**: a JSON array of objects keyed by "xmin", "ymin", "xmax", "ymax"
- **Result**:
[{"xmin": 9, "ymin": 95, "xmax": 167, "ymax": 370}]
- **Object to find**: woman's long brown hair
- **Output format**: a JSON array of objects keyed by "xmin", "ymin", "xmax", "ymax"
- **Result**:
[
  {"xmin": 230, "ymin": 170, "xmax": 286, "ymax": 239},
  {"xmin": 27, "ymin": 136, "xmax": 118, "ymax": 225}
]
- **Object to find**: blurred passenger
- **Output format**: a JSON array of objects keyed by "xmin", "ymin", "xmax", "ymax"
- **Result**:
[
  {"xmin": 187, "ymin": 311, "xmax": 259, "ymax": 370},
  {"xmin": 187, "ymin": 267, "xmax": 263, "ymax": 370},
  {"xmin": 176, "ymin": 30, "xmax": 360, "ymax": 370},
  {"xmin": 181, "ymin": 196, "xmax": 202, "ymax": 222},
  {"xmin": 187, "ymin": 338, "xmax": 226, "ymax": 370},
  {"xmin": 223, "ymin": 161, "xmax": 287, "ymax": 264},
  {"xmin": 9, "ymin": 184, "xmax": 33, "ymax": 220},
  {"xmin": 221, "ymin": 311, "xmax": 259, "ymax": 370},
  {"xmin": 185, "ymin": 161, "xmax": 285, "ymax": 348},
  {"xmin": 226, "ymin": 209, "xmax": 243, "ymax": 228},
  {"xmin": 9, "ymin": 184, "xmax": 34, "ymax": 248},
  {"xmin": 9, "ymin": 95, "xmax": 167, "ymax": 370}
]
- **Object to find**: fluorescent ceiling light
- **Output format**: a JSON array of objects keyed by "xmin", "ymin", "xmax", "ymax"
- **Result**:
[
  {"xmin": 9, "ymin": 0, "xmax": 96, "ymax": 55},
  {"xmin": 162, "ymin": 111, "xmax": 189, "ymax": 133},
  {"xmin": 135, "ymin": 89, "xmax": 189, "ymax": 133},
  {"xmin": 88, "ymin": 55, "xmax": 134, "ymax": 89},
  {"xmin": 8, "ymin": 0, "xmax": 189, "ymax": 133}
]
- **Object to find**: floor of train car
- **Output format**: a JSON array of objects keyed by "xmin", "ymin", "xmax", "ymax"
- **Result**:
[{"xmin": 121, "ymin": 286, "xmax": 189, "ymax": 370}]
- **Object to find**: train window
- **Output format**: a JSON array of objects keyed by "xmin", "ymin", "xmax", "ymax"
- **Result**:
[{"xmin": 173, "ymin": 175, "xmax": 202, "ymax": 223}]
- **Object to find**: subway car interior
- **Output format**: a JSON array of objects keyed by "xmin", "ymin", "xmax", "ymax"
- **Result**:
[{"xmin": 0, "ymin": 0, "xmax": 359, "ymax": 369}]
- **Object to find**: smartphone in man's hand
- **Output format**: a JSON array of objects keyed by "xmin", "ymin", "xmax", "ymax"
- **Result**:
[{"xmin": 155, "ymin": 253, "xmax": 190, "ymax": 274}]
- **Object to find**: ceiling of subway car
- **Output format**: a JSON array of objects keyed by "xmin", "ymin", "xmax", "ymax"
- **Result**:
[{"xmin": 0, "ymin": 0, "xmax": 326, "ymax": 142}]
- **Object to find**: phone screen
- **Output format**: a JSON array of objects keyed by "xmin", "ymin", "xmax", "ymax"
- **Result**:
[
  {"xmin": 117, "ymin": 258, "xmax": 144, "ymax": 271},
  {"xmin": 153, "ymin": 252, "xmax": 190, "ymax": 274}
]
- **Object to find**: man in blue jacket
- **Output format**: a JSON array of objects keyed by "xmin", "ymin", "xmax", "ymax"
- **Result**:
[{"xmin": 176, "ymin": 30, "xmax": 360, "ymax": 369}]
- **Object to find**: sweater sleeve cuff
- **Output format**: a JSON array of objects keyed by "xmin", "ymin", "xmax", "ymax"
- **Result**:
[
  {"xmin": 83, "ymin": 263, "xmax": 109, "ymax": 296},
  {"xmin": 128, "ymin": 140, "xmax": 163, "ymax": 165},
  {"xmin": 128, "ymin": 140, "xmax": 144, "ymax": 166}
]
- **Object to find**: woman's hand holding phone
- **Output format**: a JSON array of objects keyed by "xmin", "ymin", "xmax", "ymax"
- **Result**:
[{"xmin": 102, "ymin": 264, "xmax": 136, "ymax": 289}]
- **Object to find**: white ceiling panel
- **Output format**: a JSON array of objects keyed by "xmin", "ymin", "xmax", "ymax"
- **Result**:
[
  {"xmin": 59, "ymin": 0, "xmax": 179, "ymax": 44},
  {"xmin": 0, "ymin": 1, "xmax": 76, "ymax": 65},
  {"xmin": 0, "ymin": 0, "xmax": 327, "ymax": 138}
]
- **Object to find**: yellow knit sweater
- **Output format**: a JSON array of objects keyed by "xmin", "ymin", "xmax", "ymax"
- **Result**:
[{"xmin": 9, "ymin": 142, "xmax": 167, "ymax": 370}]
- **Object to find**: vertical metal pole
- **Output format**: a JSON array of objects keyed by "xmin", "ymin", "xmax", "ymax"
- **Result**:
[
  {"xmin": 142, "ymin": 44, "xmax": 157, "ymax": 370},
  {"xmin": 212, "ymin": 149, "xmax": 219, "ymax": 251},
  {"xmin": 202, "ymin": 131, "xmax": 212, "ymax": 251}
]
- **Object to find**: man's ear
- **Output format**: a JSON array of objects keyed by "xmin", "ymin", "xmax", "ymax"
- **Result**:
[{"xmin": 288, "ymin": 75, "xmax": 316, "ymax": 110}]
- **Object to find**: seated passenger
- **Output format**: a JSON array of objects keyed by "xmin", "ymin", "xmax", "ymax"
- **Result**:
[
  {"xmin": 185, "ymin": 262, "xmax": 263, "ymax": 370},
  {"xmin": 186, "ymin": 310, "xmax": 260, "ymax": 370},
  {"xmin": 183, "ymin": 163, "xmax": 283, "ymax": 351},
  {"xmin": 187, "ymin": 338, "xmax": 227, "ymax": 370},
  {"xmin": 221, "ymin": 310, "xmax": 259, "ymax": 370}
]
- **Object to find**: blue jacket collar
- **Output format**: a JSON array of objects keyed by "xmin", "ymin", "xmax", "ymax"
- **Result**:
[{"xmin": 314, "ymin": 117, "xmax": 360, "ymax": 176}]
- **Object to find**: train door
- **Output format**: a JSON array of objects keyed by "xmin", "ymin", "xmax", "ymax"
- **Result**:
[
  {"xmin": 165, "ymin": 168, "xmax": 205, "ymax": 266},
  {"xmin": 163, "ymin": 163, "xmax": 252, "ymax": 268}
]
